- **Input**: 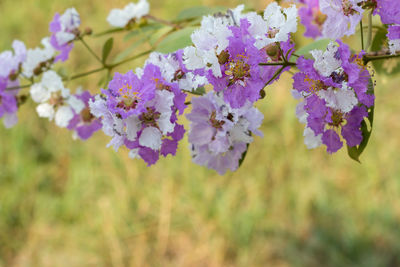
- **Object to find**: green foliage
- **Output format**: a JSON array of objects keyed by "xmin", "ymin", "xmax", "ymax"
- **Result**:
[
  {"xmin": 371, "ymin": 27, "xmax": 400, "ymax": 75},
  {"xmin": 296, "ymin": 39, "xmax": 332, "ymax": 58},
  {"xmin": 101, "ymin": 37, "xmax": 114, "ymax": 64},
  {"xmin": 156, "ymin": 27, "xmax": 197, "ymax": 53},
  {"xmin": 176, "ymin": 6, "xmax": 227, "ymax": 21}
]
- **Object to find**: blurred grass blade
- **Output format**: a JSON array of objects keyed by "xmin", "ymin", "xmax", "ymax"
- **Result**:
[{"xmin": 238, "ymin": 143, "xmax": 250, "ymax": 168}]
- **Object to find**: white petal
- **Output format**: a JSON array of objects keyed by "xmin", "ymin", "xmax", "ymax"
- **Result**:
[
  {"xmin": 30, "ymin": 83, "xmax": 50, "ymax": 103},
  {"xmin": 139, "ymin": 127, "xmax": 162, "ymax": 150},
  {"xmin": 36, "ymin": 103, "xmax": 55, "ymax": 119},
  {"xmin": 55, "ymin": 106, "xmax": 74, "ymax": 127}
]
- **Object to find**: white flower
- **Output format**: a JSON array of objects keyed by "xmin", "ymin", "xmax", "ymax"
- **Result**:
[
  {"xmin": 303, "ymin": 127, "xmax": 322, "ymax": 149},
  {"xmin": 311, "ymin": 42, "xmax": 341, "ymax": 77},
  {"xmin": 22, "ymin": 38, "xmax": 55, "ymax": 78},
  {"xmin": 107, "ymin": 0, "xmax": 150, "ymax": 27}
]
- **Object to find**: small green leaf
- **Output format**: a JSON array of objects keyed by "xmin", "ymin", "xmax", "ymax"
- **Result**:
[
  {"xmin": 347, "ymin": 145, "xmax": 361, "ymax": 163},
  {"xmin": 102, "ymin": 37, "xmax": 114, "ymax": 63},
  {"xmin": 176, "ymin": 6, "xmax": 226, "ymax": 21},
  {"xmin": 238, "ymin": 143, "xmax": 250, "ymax": 168},
  {"xmin": 156, "ymin": 27, "xmax": 196, "ymax": 53},
  {"xmin": 296, "ymin": 39, "xmax": 331, "ymax": 58}
]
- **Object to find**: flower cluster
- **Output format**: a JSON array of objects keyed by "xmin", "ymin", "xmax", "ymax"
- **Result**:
[
  {"xmin": 1, "ymin": 0, "xmax": 399, "ymax": 174},
  {"xmin": 183, "ymin": 3, "xmax": 297, "ymax": 108},
  {"xmin": 49, "ymin": 8, "xmax": 81, "ymax": 62},
  {"xmin": 89, "ymin": 63, "xmax": 186, "ymax": 166},
  {"xmin": 292, "ymin": 41, "xmax": 374, "ymax": 153}
]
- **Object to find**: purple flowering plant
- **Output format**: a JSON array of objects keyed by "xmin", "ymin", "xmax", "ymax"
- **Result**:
[{"xmin": 1, "ymin": 0, "xmax": 400, "ymax": 174}]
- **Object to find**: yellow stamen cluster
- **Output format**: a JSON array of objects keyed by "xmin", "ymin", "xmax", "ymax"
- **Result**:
[{"xmin": 119, "ymin": 83, "xmax": 140, "ymax": 106}]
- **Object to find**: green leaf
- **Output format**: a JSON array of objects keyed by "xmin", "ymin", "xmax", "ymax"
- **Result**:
[
  {"xmin": 124, "ymin": 23, "xmax": 163, "ymax": 41},
  {"xmin": 176, "ymin": 6, "xmax": 226, "ymax": 21},
  {"xmin": 192, "ymin": 86, "xmax": 206, "ymax": 96},
  {"xmin": 296, "ymin": 39, "xmax": 331, "ymax": 58},
  {"xmin": 238, "ymin": 143, "xmax": 250, "ymax": 168},
  {"xmin": 156, "ymin": 27, "xmax": 196, "ymax": 53},
  {"xmin": 346, "ymin": 79, "xmax": 375, "ymax": 163},
  {"xmin": 102, "ymin": 38, "xmax": 114, "ymax": 63}
]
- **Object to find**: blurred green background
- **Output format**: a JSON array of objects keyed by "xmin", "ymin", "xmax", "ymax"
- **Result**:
[{"xmin": 1, "ymin": 0, "xmax": 400, "ymax": 266}]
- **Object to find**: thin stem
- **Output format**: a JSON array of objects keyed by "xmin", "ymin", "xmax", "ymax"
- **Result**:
[
  {"xmin": 79, "ymin": 36, "xmax": 103, "ymax": 64},
  {"xmin": 5, "ymin": 83, "xmax": 33, "ymax": 91},
  {"xmin": 264, "ymin": 66, "xmax": 285, "ymax": 87},
  {"xmin": 360, "ymin": 20, "xmax": 365, "ymax": 50},
  {"xmin": 366, "ymin": 11, "xmax": 373, "ymax": 51},
  {"xmin": 364, "ymin": 53, "xmax": 400, "ymax": 63},
  {"xmin": 259, "ymin": 61, "xmax": 296, "ymax": 66},
  {"xmin": 110, "ymin": 49, "xmax": 153, "ymax": 68},
  {"xmin": 69, "ymin": 67, "xmax": 106, "ymax": 81},
  {"xmin": 145, "ymin": 15, "xmax": 181, "ymax": 29}
]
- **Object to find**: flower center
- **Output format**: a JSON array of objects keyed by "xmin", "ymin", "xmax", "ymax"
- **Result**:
[
  {"xmin": 139, "ymin": 107, "xmax": 161, "ymax": 128},
  {"xmin": 313, "ymin": 9, "xmax": 327, "ymax": 28},
  {"xmin": 225, "ymin": 54, "xmax": 251, "ymax": 86},
  {"xmin": 329, "ymin": 110, "xmax": 344, "ymax": 127},
  {"xmin": 304, "ymin": 76, "xmax": 328, "ymax": 93},
  {"xmin": 49, "ymin": 93, "xmax": 64, "ymax": 107},
  {"xmin": 342, "ymin": 0, "xmax": 358, "ymax": 16},
  {"xmin": 209, "ymin": 110, "xmax": 225, "ymax": 130},
  {"xmin": 81, "ymin": 107, "xmax": 94, "ymax": 123},
  {"xmin": 117, "ymin": 83, "xmax": 141, "ymax": 110}
]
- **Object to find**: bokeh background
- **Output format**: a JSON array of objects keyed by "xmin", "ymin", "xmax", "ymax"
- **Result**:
[{"xmin": 1, "ymin": 0, "xmax": 400, "ymax": 266}]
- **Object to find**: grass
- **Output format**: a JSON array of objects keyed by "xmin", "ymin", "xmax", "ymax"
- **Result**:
[{"xmin": 1, "ymin": 0, "xmax": 400, "ymax": 266}]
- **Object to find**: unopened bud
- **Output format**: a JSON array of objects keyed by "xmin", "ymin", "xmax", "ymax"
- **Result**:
[
  {"xmin": 8, "ymin": 72, "xmax": 18, "ymax": 81},
  {"xmin": 265, "ymin": 43, "xmax": 279, "ymax": 58},
  {"xmin": 259, "ymin": 89, "xmax": 266, "ymax": 99},
  {"xmin": 17, "ymin": 95, "xmax": 28, "ymax": 107},
  {"xmin": 84, "ymin": 27, "xmax": 93, "ymax": 36},
  {"xmin": 33, "ymin": 66, "xmax": 42, "ymax": 76}
]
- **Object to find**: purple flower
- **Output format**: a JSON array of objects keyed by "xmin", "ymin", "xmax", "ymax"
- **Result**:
[
  {"xmin": 206, "ymin": 19, "xmax": 266, "ymax": 108},
  {"xmin": 298, "ymin": 0, "xmax": 326, "ymax": 38},
  {"xmin": 90, "ymin": 63, "xmax": 188, "ymax": 166},
  {"xmin": 0, "ymin": 40, "xmax": 27, "ymax": 128},
  {"xmin": 49, "ymin": 8, "xmax": 80, "ymax": 62},
  {"xmin": 319, "ymin": 0, "xmax": 364, "ymax": 39},
  {"xmin": 374, "ymin": 0, "xmax": 400, "ymax": 25},
  {"xmin": 102, "ymin": 69, "xmax": 155, "ymax": 119},
  {"xmin": 67, "ymin": 91, "xmax": 102, "ymax": 140},
  {"xmin": 292, "ymin": 41, "xmax": 374, "ymax": 153},
  {"xmin": 186, "ymin": 92, "xmax": 263, "ymax": 175}
]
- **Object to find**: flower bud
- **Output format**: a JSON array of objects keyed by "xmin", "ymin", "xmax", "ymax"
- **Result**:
[{"xmin": 84, "ymin": 27, "xmax": 93, "ymax": 36}]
